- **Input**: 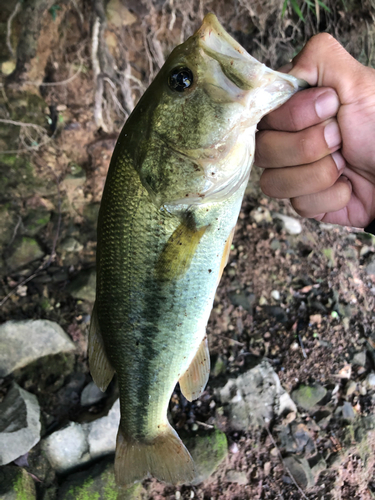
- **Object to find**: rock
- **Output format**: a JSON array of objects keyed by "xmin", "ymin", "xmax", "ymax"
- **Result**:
[
  {"xmin": 228, "ymin": 290, "xmax": 256, "ymax": 312},
  {"xmin": 186, "ymin": 429, "xmax": 228, "ymax": 485},
  {"xmin": 291, "ymin": 383, "xmax": 327, "ymax": 411},
  {"xmin": 341, "ymin": 401, "xmax": 356, "ymax": 421},
  {"xmin": 279, "ymin": 422, "xmax": 314, "ymax": 454},
  {"xmin": 273, "ymin": 213, "xmax": 302, "ymax": 235},
  {"xmin": 67, "ymin": 268, "xmax": 96, "ymax": 302},
  {"xmin": 309, "ymin": 454, "xmax": 327, "ymax": 481},
  {"xmin": 88, "ymin": 399, "xmax": 120, "ymax": 459},
  {"xmin": 250, "ymin": 206, "xmax": 272, "ymax": 225},
  {"xmin": 224, "ymin": 470, "xmax": 247, "ymax": 484},
  {"xmin": 365, "ymin": 256, "xmax": 375, "ymax": 276},
  {"xmin": 0, "ymin": 383, "xmax": 41, "ymax": 466},
  {"xmin": 42, "ymin": 422, "xmax": 90, "ymax": 472},
  {"xmin": 59, "ymin": 237, "xmax": 83, "ymax": 253},
  {"xmin": 351, "ymin": 351, "xmax": 367, "ymax": 367},
  {"xmin": 263, "ymin": 306, "xmax": 288, "ymax": 323},
  {"xmin": 365, "ymin": 372, "xmax": 375, "ymax": 388},
  {"xmin": 1, "ymin": 61, "xmax": 16, "ymax": 75},
  {"xmin": 106, "ymin": 0, "xmax": 138, "ymax": 27},
  {"xmin": 0, "ymin": 466, "xmax": 36, "ymax": 500},
  {"xmin": 6, "ymin": 237, "xmax": 44, "ymax": 269},
  {"xmin": 43, "ymin": 399, "xmax": 120, "ymax": 473},
  {"xmin": 271, "ymin": 290, "xmax": 280, "ymax": 301},
  {"xmin": 218, "ymin": 361, "xmax": 296, "ymax": 430},
  {"xmin": 345, "ymin": 380, "xmax": 357, "ymax": 396},
  {"xmin": 81, "ymin": 381, "xmax": 106, "ymax": 406},
  {"xmin": 57, "ymin": 456, "xmax": 144, "ymax": 500},
  {"xmin": 283, "ymin": 456, "xmax": 315, "ymax": 489},
  {"xmin": 0, "ymin": 320, "xmax": 75, "ymax": 377}
]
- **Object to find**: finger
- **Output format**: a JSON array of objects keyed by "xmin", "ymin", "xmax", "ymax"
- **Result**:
[
  {"xmin": 291, "ymin": 175, "xmax": 352, "ymax": 218},
  {"xmin": 288, "ymin": 33, "xmax": 372, "ymax": 103},
  {"xmin": 255, "ymin": 118, "xmax": 341, "ymax": 168},
  {"xmin": 259, "ymin": 87, "xmax": 340, "ymax": 132},
  {"xmin": 260, "ymin": 152, "xmax": 346, "ymax": 199}
]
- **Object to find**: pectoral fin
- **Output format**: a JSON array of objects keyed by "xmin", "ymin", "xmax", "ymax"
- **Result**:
[
  {"xmin": 155, "ymin": 222, "xmax": 208, "ymax": 281},
  {"xmin": 88, "ymin": 303, "xmax": 115, "ymax": 391},
  {"xmin": 179, "ymin": 336, "xmax": 210, "ymax": 402}
]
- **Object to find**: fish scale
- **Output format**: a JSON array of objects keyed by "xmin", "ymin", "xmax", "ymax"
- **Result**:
[{"xmin": 89, "ymin": 13, "xmax": 307, "ymax": 486}]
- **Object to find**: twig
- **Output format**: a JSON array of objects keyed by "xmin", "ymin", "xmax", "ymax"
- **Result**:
[
  {"xmin": 6, "ymin": 1, "xmax": 21, "ymax": 58},
  {"xmin": 8, "ymin": 216, "xmax": 22, "ymax": 248},
  {"xmin": 196, "ymin": 420, "xmax": 214, "ymax": 429},
  {"xmin": 0, "ymin": 61, "xmax": 83, "ymax": 88},
  {"xmin": 0, "ymin": 169, "xmax": 62, "ymax": 308},
  {"xmin": 264, "ymin": 424, "xmax": 309, "ymax": 499},
  {"xmin": 298, "ymin": 334, "xmax": 307, "ymax": 358}
]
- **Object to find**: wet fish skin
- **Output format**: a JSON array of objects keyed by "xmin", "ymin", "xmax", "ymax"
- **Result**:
[{"xmin": 89, "ymin": 13, "xmax": 306, "ymax": 487}]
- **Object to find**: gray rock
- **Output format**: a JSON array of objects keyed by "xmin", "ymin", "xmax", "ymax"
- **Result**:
[
  {"xmin": 57, "ymin": 457, "xmax": 144, "ymax": 500},
  {"xmin": 6, "ymin": 237, "xmax": 44, "ymax": 269},
  {"xmin": 341, "ymin": 401, "xmax": 356, "ymax": 421},
  {"xmin": 0, "ymin": 320, "xmax": 75, "ymax": 377},
  {"xmin": 0, "ymin": 466, "xmax": 36, "ymax": 500},
  {"xmin": 224, "ymin": 470, "xmax": 247, "ymax": 484},
  {"xmin": 218, "ymin": 361, "xmax": 296, "ymax": 430},
  {"xmin": 67, "ymin": 268, "xmax": 96, "ymax": 302},
  {"xmin": 59, "ymin": 237, "xmax": 83, "ymax": 253},
  {"xmin": 291, "ymin": 383, "xmax": 327, "ymax": 411},
  {"xmin": 351, "ymin": 351, "xmax": 367, "ymax": 367},
  {"xmin": 283, "ymin": 456, "xmax": 315, "ymax": 489},
  {"xmin": 80, "ymin": 381, "xmax": 106, "ymax": 406},
  {"xmin": 365, "ymin": 256, "xmax": 375, "ymax": 276},
  {"xmin": 186, "ymin": 429, "xmax": 228, "ymax": 485},
  {"xmin": 42, "ymin": 422, "xmax": 90, "ymax": 472},
  {"xmin": 0, "ymin": 383, "xmax": 41, "ymax": 466},
  {"xmin": 88, "ymin": 399, "xmax": 120, "ymax": 458},
  {"xmin": 366, "ymin": 372, "xmax": 375, "ymax": 388},
  {"xmin": 43, "ymin": 399, "xmax": 120, "ymax": 473},
  {"xmin": 273, "ymin": 213, "xmax": 302, "ymax": 235}
]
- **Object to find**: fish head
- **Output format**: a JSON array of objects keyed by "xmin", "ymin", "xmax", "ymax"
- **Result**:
[{"xmin": 129, "ymin": 14, "xmax": 306, "ymax": 206}]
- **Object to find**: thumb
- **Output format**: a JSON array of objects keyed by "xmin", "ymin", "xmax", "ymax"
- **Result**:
[{"xmin": 288, "ymin": 33, "xmax": 372, "ymax": 104}]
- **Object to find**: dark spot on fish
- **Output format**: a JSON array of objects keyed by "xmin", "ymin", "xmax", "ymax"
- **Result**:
[
  {"xmin": 211, "ymin": 172, "xmax": 215, "ymax": 175},
  {"xmin": 136, "ymin": 340, "xmax": 139, "ymax": 346},
  {"xmin": 208, "ymin": 269, "xmax": 212, "ymax": 273}
]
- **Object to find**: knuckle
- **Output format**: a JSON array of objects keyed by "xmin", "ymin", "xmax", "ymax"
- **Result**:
[{"xmin": 315, "ymin": 159, "xmax": 338, "ymax": 188}]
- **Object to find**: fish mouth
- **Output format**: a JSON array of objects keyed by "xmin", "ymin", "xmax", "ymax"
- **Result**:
[
  {"xmin": 196, "ymin": 13, "xmax": 308, "ymax": 94},
  {"xmin": 196, "ymin": 13, "xmax": 250, "ymax": 61}
]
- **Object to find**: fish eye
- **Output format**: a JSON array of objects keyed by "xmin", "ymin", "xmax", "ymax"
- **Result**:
[{"xmin": 168, "ymin": 67, "xmax": 193, "ymax": 92}]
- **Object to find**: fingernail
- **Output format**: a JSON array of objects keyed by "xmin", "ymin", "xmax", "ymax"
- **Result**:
[
  {"xmin": 331, "ymin": 151, "xmax": 345, "ymax": 173},
  {"xmin": 324, "ymin": 121, "xmax": 341, "ymax": 149},
  {"xmin": 315, "ymin": 91, "xmax": 340, "ymax": 120}
]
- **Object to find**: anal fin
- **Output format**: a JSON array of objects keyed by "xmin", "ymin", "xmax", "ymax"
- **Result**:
[
  {"xmin": 179, "ymin": 336, "xmax": 210, "ymax": 402},
  {"xmin": 88, "ymin": 303, "xmax": 115, "ymax": 391}
]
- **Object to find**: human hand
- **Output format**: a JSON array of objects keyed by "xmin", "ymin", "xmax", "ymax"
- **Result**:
[{"xmin": 256, "ymin": 33, "xmax": 375, "ymax": 228}]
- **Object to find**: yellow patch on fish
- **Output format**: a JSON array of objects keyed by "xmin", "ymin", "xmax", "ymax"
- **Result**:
[{"xmin": 155, "ymin": 222, "xmax": 209, "ymax": 281}]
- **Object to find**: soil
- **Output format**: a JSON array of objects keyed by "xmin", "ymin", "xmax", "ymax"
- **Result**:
[{"xmin": 0, "ymin": 0, "xmax": 375, "ymax": 499}]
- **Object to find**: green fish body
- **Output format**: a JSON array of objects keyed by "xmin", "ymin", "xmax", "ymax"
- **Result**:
[{"xmin": 89, "ymin": 13, "xmax": 306, "ymax": 486}]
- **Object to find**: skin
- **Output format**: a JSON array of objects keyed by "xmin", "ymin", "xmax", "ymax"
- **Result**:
[{"xmin": 256, "ymin": 33, "xmax": 375, "ymax": 228}]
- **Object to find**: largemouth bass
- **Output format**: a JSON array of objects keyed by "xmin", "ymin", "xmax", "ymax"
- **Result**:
[{"xmin": 89, "ymin": 13, "xmax": 306, "ymax": 486}]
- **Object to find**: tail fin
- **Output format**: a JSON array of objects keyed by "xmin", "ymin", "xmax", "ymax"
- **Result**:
[{"xmin": 115, "ymin": 424, "xmax": 195, "ymax": 486}]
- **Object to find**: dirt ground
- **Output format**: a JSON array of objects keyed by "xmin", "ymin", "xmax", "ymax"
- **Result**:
[{"xmin": 0, "ymin": 0, "xmax": 375, "ymax": 498}]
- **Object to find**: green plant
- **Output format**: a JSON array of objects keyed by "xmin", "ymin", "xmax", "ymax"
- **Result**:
[{"xmin": 282, "ymin": 0, "xmax": 331, "ymax": 22}]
